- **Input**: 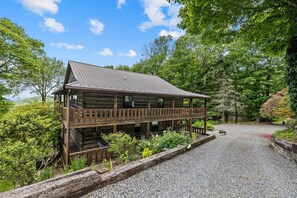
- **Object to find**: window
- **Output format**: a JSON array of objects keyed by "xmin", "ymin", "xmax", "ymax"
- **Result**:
[
  {"xmin": 123, "ymin": 95, "xmax": 134, "ymax": 108},
  {"xmin": 71, "ymin": 95, "xmax": 77, "ymax": 107},
  {"xmin": 183, "ymin": 98, "xmax": 190, "ymax": 107},
  {"xmin": 157, "ymin": 98, "xmax": 164, "ymax": 108}
]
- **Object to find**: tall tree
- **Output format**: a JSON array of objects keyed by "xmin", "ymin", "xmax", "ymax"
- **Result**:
[
  {"xmin": 116, "ymin": 64, "xmax": 131, "ymax": 71},
  {"xmin": 15, "ymin": 57, "xmax": 65, "ymax": 102},
  {"xmin": 133, "ymin": 35, "xmax": 173, "ymax": 75},
  {"xmin": 226, "ymin": 42, "xmax": 286, "ymax": 120},
  {"xmin": 213, "ymin": 76, "xmax": 238, "ymax": 123},
  {"xmin": 171, "ymin": 0, "xmax": 297, "ymax": 114},
  {"xmin": 0, "ymin": 17, "xmax": 44, "ymax": 113}
]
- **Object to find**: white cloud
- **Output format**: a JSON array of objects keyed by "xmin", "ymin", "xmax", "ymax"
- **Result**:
[
  {"xmin": 98, "ymin": 48, "xmax": 113, "ymax": 56},
  {"xmin": 51, "ymin": 43, "xmax": 84, "ymax": 50},
  {"xmin": 89, "ymin": 18, "xmax": 105, "ymax": 35},
  {"xmin": 139, "ymin": 0, "xmax": 182, "ymax": 31},
  {"xmin": 43, "ymin": 18, "xmax": 65, "ymax": 33},
  {"xmin": 117, "ymin": 0, "xmax": 126, "ymax": 9},
  {"xmin": 19, "ymin": 0, "xmax": 61, "ymax": 16},
  {"xmin": 119, "ymin": 50, "xmax": 137, "ymax": 57},
  {"xmin": 159, "ymin": 29, "xmax": 184, "ymax": 39}
]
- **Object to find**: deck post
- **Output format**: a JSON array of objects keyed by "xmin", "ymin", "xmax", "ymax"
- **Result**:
[
  {"xmin": 204, "ymin": 98, "xmax": 207, "ymax": 135},
  {"xmin": 65, "ymin": 90, "xmax": 71, "ymax": 165},
  {"xmin": 189, "ymin": 98, "xmax": 193, "ymax": 136},
  {"xmin": 146, "ymin": 96, "xmax": 151, "ymax": 139},
  {"xmin": 113, "ymin": 94, "xmax": 117, "ymax": 133},
  {"xmin": 171, "ymin": 98, "xmax": 175, "ymax": 131}
]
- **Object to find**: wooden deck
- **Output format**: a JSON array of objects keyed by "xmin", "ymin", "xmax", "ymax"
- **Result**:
[{"xmin": 59, "ymin": 106, "xmax": 205, "ymax": 127}]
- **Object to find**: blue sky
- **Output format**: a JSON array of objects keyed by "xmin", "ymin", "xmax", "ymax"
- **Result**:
[{"xmin": 1, "ymin": 0, "xmax": 184, "ymax": 99}]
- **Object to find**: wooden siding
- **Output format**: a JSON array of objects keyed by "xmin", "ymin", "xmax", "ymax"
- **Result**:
[
  {"xmin": 82, "ymin": 92, "xmax": 122, "ymax": 109},
  {"xmin": 68, "ymin": 70, "xmax": 76, "ymax": 83},
  {"xmin": 77, "ymin": 92, "xmax": 84, "ymax": 107},
  {"xmin": 69, "ymin": 92, "xmax": 185, "ymax": 109}
]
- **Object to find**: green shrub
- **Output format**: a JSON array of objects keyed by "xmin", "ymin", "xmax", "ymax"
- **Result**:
[
  {"xmin": 136, "ymin": 139, "xmax": 151, "ymax": 154},
  {"xmin": 103, "ymin": 132, "xmax": 137, "ymax": 158},
  {"xmin": 193, "ymin": 120, "xmax": 215, "ymax": 131},
  {"xmin": 191, "ymin": 133, "xmax": 197, "ymax": 141},
  {"xmin": 0, "ymin": 179, "xmax": 15, "ymax": 192},
  {"xmin": 137, "ymin": 132, "xmax": 191, "ymax": 155},
  {"xmin": 38, "ymin": 167, "xmax": 54, "ymax": 181},
  {"xmin": 155, "ymin": 132, "xmax": 191, "ymax": 153},
  {"xmin": 274, "ymin": 129, "xmax": 297, "ymax": 142},
  {"xmin": 109, "ymin": 158, "xmax": 113, "ymax": 171},
  {"xmin": 142, "ymin": 148, "xmax": 153, "ymax": 158},
  {"xmin": 0, "ymin": 101, "xmax": 60, "ymax": 186},
  {"xmin": 119, "ymin": 151, "xmax": 130, "ymax": 164},
  {"xmin": 69, "ymin": 157, "xmax": 86, "ymax": 172},
  {"xmin": 285, "ymin": 118, "xmax": 297, "ymax": 128}
]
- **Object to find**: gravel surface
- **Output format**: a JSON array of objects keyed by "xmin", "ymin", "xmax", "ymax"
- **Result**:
[{"xmin": 82, "ymin": 124, "xmax": 297, "ymax": 198}]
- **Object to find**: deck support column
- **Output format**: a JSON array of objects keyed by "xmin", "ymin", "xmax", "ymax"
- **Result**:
[
  {"xmin": 146, "ymin": 96, "xmax": 151, "ymax": 139},
  {"xmin": 204, "ymin": 98, "xmax": 207, "ymax": 135},
  {"xmin": 113, "ymin": 94, "xmax": 118, "ymax": 133},
  {"xmin": 171, "ymin": 98, "xmax": 175, "ymax": 131},
  {"xmin": 65, "ymin": 90, "xmax": 71, "ymax": 165},
  {"xmin": 189, "ymin": 98, "xmax": 193, "ymax": 136}
]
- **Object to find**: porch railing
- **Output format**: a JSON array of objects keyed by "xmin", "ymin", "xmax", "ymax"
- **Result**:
[
  {"xmin": 59, "ymin": 106, "xmax": 205, "ymax": 127},
  {"xmin": 69, "ymin": 147, "xmax": 111, "ymax": 165},
  {"xmin": 182, "ymin": 125, "xmax": 205, "ymax": 134}
]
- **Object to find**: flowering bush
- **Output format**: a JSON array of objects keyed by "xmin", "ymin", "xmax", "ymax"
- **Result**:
[{"xmin": 260, "ymin": 88, "xmax": 294, "ymax": 119}]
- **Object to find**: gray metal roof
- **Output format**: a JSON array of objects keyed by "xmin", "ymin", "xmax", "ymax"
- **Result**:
[{"xmin": 61, "ymin": 61, "xmax": 210, "ymax": 99}]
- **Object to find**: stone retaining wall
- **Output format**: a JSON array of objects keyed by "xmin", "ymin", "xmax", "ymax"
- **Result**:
[
  {"xmin": 0, "ymin": 135, "xmax": 216, "ymax": 198},
  {"xmin": 269, "ymin": 136, "xmax": 297, "ymax": 163}
]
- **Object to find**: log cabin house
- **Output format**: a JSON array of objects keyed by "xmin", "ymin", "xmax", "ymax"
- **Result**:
[{"xmin": 54, "ymin": 61, "xmax": 210, "ymax": 164}]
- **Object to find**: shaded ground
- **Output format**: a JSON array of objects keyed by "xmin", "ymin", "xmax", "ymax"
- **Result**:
[{"xmin": 83, "ymin": 124, "xmax": 297, "ymax": 198}]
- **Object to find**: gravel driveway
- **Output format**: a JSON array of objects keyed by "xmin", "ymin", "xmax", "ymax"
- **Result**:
[{"xmin": 82, "ymin": 124, "xmax": 297, "ymax": 198}]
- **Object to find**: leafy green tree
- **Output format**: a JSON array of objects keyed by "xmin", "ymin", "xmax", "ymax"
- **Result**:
[
  {"xmin": 0, "ymin": 17, "xmax": 44, "ymax": 114},
  {"xmin": 212, "ymin": 74, "xmax": 239, "ymax": 123},
  {"xmin": 0, "ymin": 101, "xmax": 60, "ymax": 186},
  {"xmin": 132, "ymin": 35, "xmax": 173, "ymax": 75},
  {"xmin": 286, "ymin": 38, "xmax": 297, "ymax": 115},
  {"xmin": 15, "ymin": 56, "xmax": 65, "ymax": 102},
  {"xmin": 0, "ymin": 85, "xmax": 13, "ymax": 117},
  {"xmin": 0, "ymin": 17, "xmax": 44, "ymax": 76},
  {"xmin": 222, "ymin": 41, "xmax": 286, "ymax": 120},
  {"xmin": 171, "ymin": 0, "xmax": 297, "ymax": 114},
  {"xmin": 116, "ymin": 64, "xmax": 131, "ymax": 71}
]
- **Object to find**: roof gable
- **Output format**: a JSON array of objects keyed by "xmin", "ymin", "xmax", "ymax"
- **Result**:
[{"xmin": 63, "ymin": 61, "xmax": 210, "ymax": 99}]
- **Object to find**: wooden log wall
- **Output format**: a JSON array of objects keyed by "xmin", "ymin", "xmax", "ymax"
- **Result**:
[
  {"xmin": 164, "ymin": 97, "xmax": 183, "ymax": 108},
  {"xmin": 75, "ymin": 91, "xmax": 185, "ymax": 109},
  {"xmin": 82, "ymin": 92, "xmax": 122, "ymax": 109},
  {"xmin": 76, "ymin": 92, "xmax": 84, "ymax": 107}
]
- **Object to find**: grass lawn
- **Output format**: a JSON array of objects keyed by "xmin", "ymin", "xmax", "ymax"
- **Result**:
[
  {"xmin": 0, "ymin": 179, "xmax": 15, "ymax": 192},
  {"xmin": 274, "ymin": 129, "xmax": 297, "ymax": 143}
]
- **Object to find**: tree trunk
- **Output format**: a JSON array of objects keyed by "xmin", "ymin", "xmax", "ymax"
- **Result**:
[
  {"xmin": 41, "ymin": 94, "xmax": 46, "ymax": 103},
  {"xmin": 256, "ymin": 116, "xmax": 260, "ymax": 123},
  {"xmin": 235, "ymin": 110, "xmax": 238, "ymax": 123},
  {"xmin": 225, "ymin": 112, "xmax": 229, "ymax": 123},
  {"xmin": 286, "ymin": 36, "xmax": 297, "ymax": 115}
]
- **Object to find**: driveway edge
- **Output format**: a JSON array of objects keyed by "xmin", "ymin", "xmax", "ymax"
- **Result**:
[{"xmin": 269, "ymin": 136, "xmax": 297, "ymax": 163}]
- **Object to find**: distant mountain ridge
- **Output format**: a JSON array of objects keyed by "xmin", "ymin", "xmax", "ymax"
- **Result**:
[{"xmin": 13, "ymin": 96, "xmax": 54, "ymax": 106}]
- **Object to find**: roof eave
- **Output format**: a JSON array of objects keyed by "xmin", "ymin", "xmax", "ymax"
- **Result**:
[{"xmin": 64, "ymin": 85, "xmax": 211, "ymax": 99}]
